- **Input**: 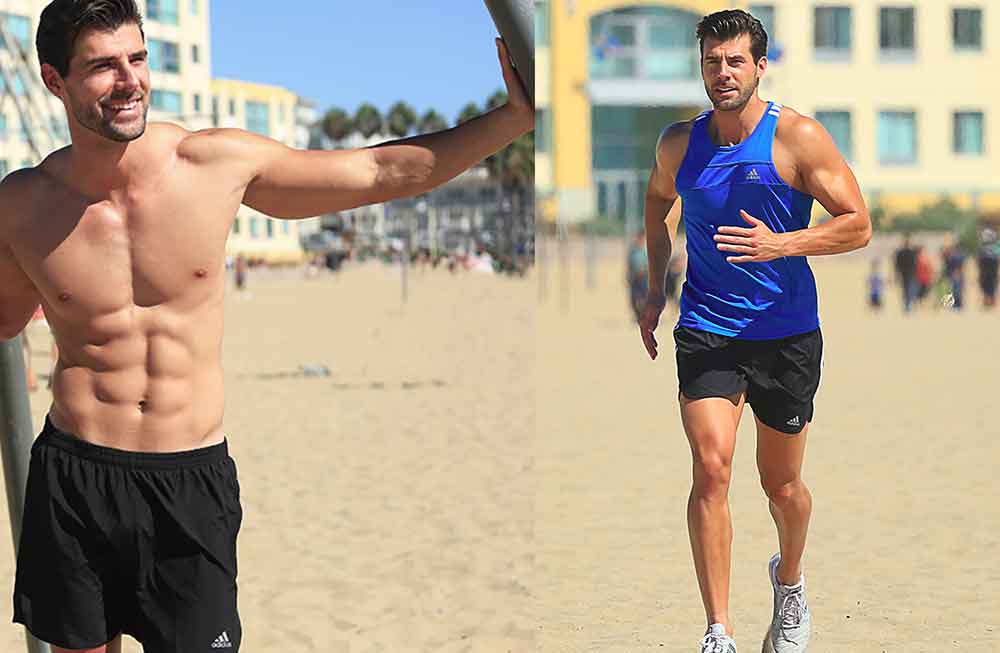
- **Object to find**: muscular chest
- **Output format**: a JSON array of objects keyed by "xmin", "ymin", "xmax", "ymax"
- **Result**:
[{"xmin": 14, "ymin": 176, "xmax": 242, "ymax": 317}]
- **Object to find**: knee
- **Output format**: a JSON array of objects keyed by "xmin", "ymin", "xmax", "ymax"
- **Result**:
[
  {"xmin": 692, "ymin": 454, "xmax": 733, "ymax": 499},
  {"xmin": 762, "ymin": 477, "xmax": 810, "ymax": 507}
]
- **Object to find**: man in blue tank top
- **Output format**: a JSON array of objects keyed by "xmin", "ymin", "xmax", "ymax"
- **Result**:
[{"xmin": 637, "ymin": 10, "xmax": 871, "ymax": 653}]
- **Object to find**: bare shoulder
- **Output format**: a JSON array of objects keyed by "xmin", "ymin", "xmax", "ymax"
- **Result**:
[
  {"xmin": 0, "ymin": 167, "xmax": 51, "ymax": 240},
  {"xmin": 177, "ymin": 126, "xmax": 285, "ymax": 166},
  {"xmin": 775, "ymin": 107, "xmax": 833, "ymax": 155},
  {"xmin": 655, "ymin": 118, "xmax": 697, "ymax": 172}
]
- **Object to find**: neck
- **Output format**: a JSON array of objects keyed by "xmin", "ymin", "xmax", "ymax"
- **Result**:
[
  {"xmin": 65, "ymin": 123, "xmax": 147, "ymax": 194},
  {"xmin": 710, "ymin": 95, "xmax": 768, "ymax": 146}
]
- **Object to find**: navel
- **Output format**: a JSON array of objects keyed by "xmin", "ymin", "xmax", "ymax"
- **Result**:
[{"xmin": 194, "ymin": 269, "xmax": 208, "ymax": 279}]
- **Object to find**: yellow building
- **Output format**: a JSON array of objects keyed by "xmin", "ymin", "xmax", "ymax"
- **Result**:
[
  {"xmin": 537, "ymin": 0, "xmax": 1000, "ymax": 224},
  {"xmin": 211, "ymin": 79, "xmax": 318, "ymax": 264}
]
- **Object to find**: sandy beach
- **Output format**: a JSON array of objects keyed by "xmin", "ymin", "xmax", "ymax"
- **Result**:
[
  {"xmin": 1, "ymin": 263, "xmax": 534, "ymax": 653},
  {"xmin": 535, "ymin": 235, "xmax": 999, "ymax": 651}
]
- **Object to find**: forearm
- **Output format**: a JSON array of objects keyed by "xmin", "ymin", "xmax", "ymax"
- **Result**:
[
  {"xmin": 645, "ymin": 193, "xmax": 676, "ymax": 294},
  {"xmin": 371, "ymin": 104, "xmax": 532, "ymax": 197},
  {"xmin": 781, "ymin": 211, "xmax": 871, "ymax": 257}
]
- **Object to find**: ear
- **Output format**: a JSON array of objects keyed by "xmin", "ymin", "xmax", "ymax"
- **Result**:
[
  {"xmin": 40, "ymin": 63, "xmax": 65, "ymax": 98},
  {"xmin": 757, "ymin": 56, "xmax": 768, "ymax": 77}
]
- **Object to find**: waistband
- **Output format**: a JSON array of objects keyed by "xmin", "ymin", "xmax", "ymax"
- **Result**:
[{"xmin": 36, "ymin": 415, "xmax": 229, "ymax": 470}]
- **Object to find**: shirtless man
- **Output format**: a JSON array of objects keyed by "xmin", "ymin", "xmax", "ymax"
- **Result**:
[
  {"xmin": 637, "ymin": 10, "xmax": 870, "ymax": 653},
  {"xmin": 0, "ymin": 1, "xmax": 533, "ymax": 652}
]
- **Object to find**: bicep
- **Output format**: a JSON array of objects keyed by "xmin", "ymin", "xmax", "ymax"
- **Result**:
[{"xmin": 799, "ymin": 127, "xmax": 866, "ymax": 218}]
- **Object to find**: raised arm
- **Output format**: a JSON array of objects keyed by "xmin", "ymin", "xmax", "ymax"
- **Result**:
[
  {"xmin": 0, "ymin": 174, "xmax": 43, "ymax": 341},
  {"xmin": 216, "ymin": 39, "xmax": 533, "ymax": 220}
]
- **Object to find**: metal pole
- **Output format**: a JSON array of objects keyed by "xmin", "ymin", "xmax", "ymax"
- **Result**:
[
  {"xmin": 0, "ymin": 337, "xmax": 50, "ymax": 653},
  {"xmin": 483, "ymin": 0, "xmax": 535, "ymax": 103}
]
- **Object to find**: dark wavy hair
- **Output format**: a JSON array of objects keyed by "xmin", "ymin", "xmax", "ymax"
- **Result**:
[
  {"xmin": 696, "ymin": 9, "xmax": 768, "ymax": 63},
  {"xmin": 36, "ymin": 0, "xmax": 145, "ymax": 77}
]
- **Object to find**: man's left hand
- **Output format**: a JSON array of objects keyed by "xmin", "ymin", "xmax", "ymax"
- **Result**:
[
  {"xmin": 714, "ymin": 210, "xmax": 788, "ymax": 263},
  {"xmin": 496, "ymin": 38, "xmax": 534, "ymax": 124}
]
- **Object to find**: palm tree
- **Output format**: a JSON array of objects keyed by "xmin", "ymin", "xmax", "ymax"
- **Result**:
[
  {"xmin": 353, "ymin": 103, "xmax": 383, "ymax": 138},
  {"xmin": 387, "ymin": 101, "xmax": 417, "ymax": 138},
  {"xmin": 418, "ymin": 109, "xmax": 447, "ymax": 134},
  {"xmin": 455, "ymin": 102, "xmax": 481, "ymax": 126},
  {"xmin": 321, "ymin": 107, "xmax": 353, "ymax": 143}
]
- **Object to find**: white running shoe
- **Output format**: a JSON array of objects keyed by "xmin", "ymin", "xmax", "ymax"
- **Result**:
[
  {"xmin": 762, "ymin": 553, "xmax": 811, "ymax": 652},
  {"xmin": 701, "ymin": 623, "xmax": 738, "ymax": 653}
]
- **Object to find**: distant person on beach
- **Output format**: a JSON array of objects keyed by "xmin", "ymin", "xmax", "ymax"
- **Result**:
[
  {"xmin": 867, "ymin": 259, "xmax": 885, "ymax": 311},
  {"xmin": 977, "ymin": 230, "xmax": 998, "ymax": 309},
  {"xmin": 0, "ymin": 2, "xmax": 533, "ymax": 651},
  {"xmin": 637, "ymin": 10, "xmax": 870, "ymax": 652},
  {"xmin": 893, "ymin": 235, "xmax": 919, "ymax": 313},
  {"xmin": 235, "ymin": 253, "xmax": 248, "ymax": 292},
  {"xmin": 940, "ymin": 240, "xmax": 966, "ymax": 311},
  {"xmin": 915, "ymin": 245, "xmax": 934, "ymax": 307}
]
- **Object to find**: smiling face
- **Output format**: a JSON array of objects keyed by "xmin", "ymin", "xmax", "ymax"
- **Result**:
[
  {"xmin": 42, "ymin": 22, "xmax": 150, "ymax": 143},
  {"xmin": 700, "ymin": 33, "xmax": 766, "ymax": 112}
]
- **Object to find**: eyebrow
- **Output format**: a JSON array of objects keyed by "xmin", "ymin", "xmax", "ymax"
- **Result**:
[{"xmin": 83, "ymin": 50, "xmax": 148, "ymax": 67}]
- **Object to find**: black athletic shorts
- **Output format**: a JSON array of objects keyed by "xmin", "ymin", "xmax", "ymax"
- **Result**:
[
  {"xmin": 13, "ymin": 416, "xmax": 243, "ymax": 652},
  {"xmin": 673, "ymin": 326, "xmax": 823, "ymax": 434}
]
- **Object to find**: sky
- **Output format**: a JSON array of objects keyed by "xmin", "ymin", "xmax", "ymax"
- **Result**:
[{"xmin": 209, "ymin": 1, "xmax": 509, "ymax": 125}]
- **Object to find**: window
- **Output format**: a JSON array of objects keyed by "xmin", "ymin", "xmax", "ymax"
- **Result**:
[
  {"xmin": 245, "ymin": 101, "xmax": 270, "ymax": 136},
  {"xmin": 212, "ymin": 97, "xmax": 219, "ymax": 126},
  {"xmin": 19, "ymin": 124, "xmax": 29, "ymax": 143},
  {"xmin": 0, "ymin": 13, "xmax": 31, "ymax": 52},
  {"xmin": 193, "ymin": 94, "xmax": 202, "ymax": 113},
  {"xmin": 590, "ymin": 8, "xmax": 699, "ymax": 81},
  {"xmin": 249, "ymin": 217, "xmax": 259, "ymax": 239},
  {"xmin": 816, "ymin": 110, "xmax": 853, "ymax": 160},
  {"xmin": 0, "ymin": 160, "xmax": 8, "ymax": 178},
  {"xmin": 878, "ymin": 111, "xmax": 917, "ymax": 165},
  {"xmin": 879, "ymin": 7, "xmax": 915, "ymax": 57},
  {"xmin": 282, "ymin": 221, "xmax": 291, "ymax": 236},
  {"xmin": 953, "ymin": 8, "xmax": 982, "ymax": 50},
  {"xmin": 148, "ymin": 39, "xmax": 181, "ymax": 73},
  {"xmin": 191, "ymin": 0, "xmax": 199, "ymax": 15},
  {"xmin": 814, "ymin": 6, "xmax": 852, "ymax": 58},
  {"xmin": 0, "ymin": 114, "xmax": 6, "ymax": 142},
  {"xmin": 150, "ymin": 90, "xmax": 182, "ymax": 114},
  {"xmin": 266, "ymin": 220, "xmax": 274, "ymax": 239},
  {"xmin": 954, "ymin": 111, "xmax": 984, "ymax": 155},
  {"xmin": 233, "ymin": 217, "xmax": 241, "ymax": 235},
  {"xmin": 147, "ymin": 0, "xmax": 179, "ymax": 25},
  {"xmin": 536, "ymin": 108, "xmax": 550, "ymax": 154},
  {"xmin": 536, "ymin": 0, "xmax": 550, "ymax": 47},
  {"xmin": 229, "ymin": 99, "xmax": 236, "ymax": 116},
  {"xmin": 749, "ymin": 5, "xmax": 776, "ymax": 41},
  {"xmin": 192, "ymin": 44, "xmax": 200, "ymax": 64},
  {"xmin": 279, "ymin": 104, "xmax": 285, "ymax": 123}
]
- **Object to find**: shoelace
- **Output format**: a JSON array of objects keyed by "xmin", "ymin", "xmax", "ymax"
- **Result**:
[
  {"xmin": 700, "ymin": 632, "xmax": 732, "ymax": 653},
  {"xmin": 778, "ymin": 586, "xmax": 806, "ymax": 634}
]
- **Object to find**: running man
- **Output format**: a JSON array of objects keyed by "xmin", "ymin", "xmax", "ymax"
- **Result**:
[
  {"xmin": 637, "ymin": 10, "xmax": 870, "ymax": 653},
  {"xmin": 0, "ymin": 1, "xmax": 533, "ymax": 652}
]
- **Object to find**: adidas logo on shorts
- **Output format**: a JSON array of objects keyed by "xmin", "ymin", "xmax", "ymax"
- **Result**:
[
  {"xmin": 211, "ymin": 631, "xmax": 233, "ymax": 648},
  {"xmin": 786, "ymin": 415, "xmax": 801, "ymax": 427}
]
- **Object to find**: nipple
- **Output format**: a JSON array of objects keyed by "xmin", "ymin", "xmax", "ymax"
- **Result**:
[
  {"xmin": 58, "ymin": 292, "xmax": 71, "ymax": 302},
  {"xmin": 194, "ymin": 269, "xmax": 208, "ymax": 279}
]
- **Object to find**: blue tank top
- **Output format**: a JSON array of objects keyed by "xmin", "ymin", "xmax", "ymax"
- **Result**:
[{"xmin": 674, "ymin": 101, "xmax": 820, "ymax": 339}]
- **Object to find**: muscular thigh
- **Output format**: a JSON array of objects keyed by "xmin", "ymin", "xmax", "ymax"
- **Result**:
[{"xmin": 679, "ymin": 393, "xmax": 746, "ymax": 464}]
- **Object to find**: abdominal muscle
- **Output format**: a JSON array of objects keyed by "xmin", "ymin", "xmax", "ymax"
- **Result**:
[{"xmin": 46, "ymin": 295, "xmax": 227, "ymax": 453}]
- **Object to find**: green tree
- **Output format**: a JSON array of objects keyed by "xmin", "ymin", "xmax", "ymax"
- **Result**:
[
  {"xmin": 321, "ymin": 107, "xmax": 353, "ymax": 142},
  {"xmin": 353, "ymin": 103, "xmax": 383, "ymax": 138},
  {"xmin": 418, "ymin": 109, "xmax": 447, "ymax": 134},
  {"xmin": 455, "ymin": 102, "xmax": 481, "ymax": 126},
  {"xmin": 486, "ymin": 89, "xmax": 507, "ymax": 111},
  {"xmin": 387, "ymin": 101, "xmax": 417, "ymax": 138}
]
